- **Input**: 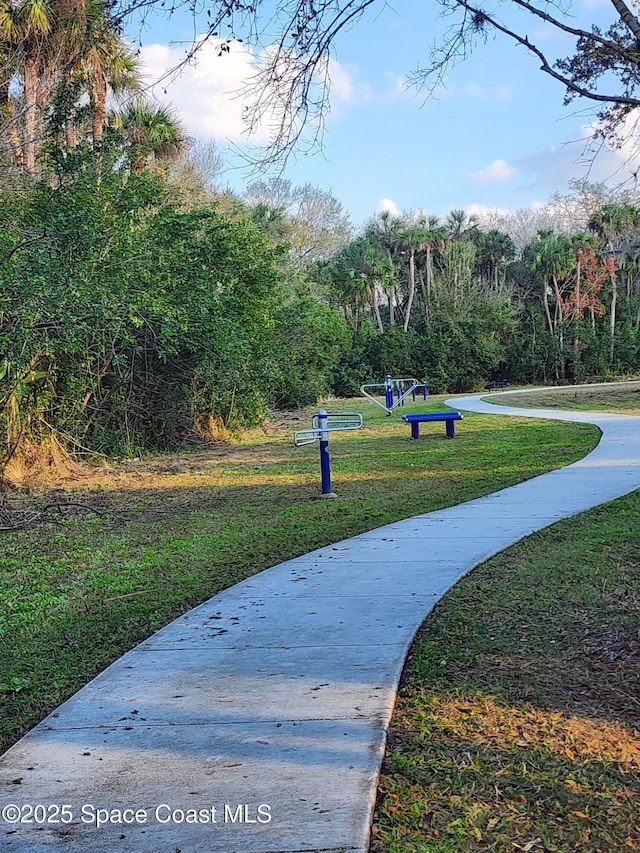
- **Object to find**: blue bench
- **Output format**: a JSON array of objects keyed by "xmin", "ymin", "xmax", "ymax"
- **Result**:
[{"xmin": 402, "ymin": 411, "xmax": 463, "ymax": 439}]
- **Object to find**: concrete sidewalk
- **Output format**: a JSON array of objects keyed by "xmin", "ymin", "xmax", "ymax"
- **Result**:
[{"xmin": 2, "ymin": 392, "xmax": 640, "ymax": 853}]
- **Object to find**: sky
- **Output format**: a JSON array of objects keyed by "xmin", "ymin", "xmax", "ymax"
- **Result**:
[{"xmin": 122, "ymin": 0, "xmax": 640, "ymax": 228}]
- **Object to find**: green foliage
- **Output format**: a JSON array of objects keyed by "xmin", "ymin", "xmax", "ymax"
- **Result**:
[
  {"xmin": 269, "ymin": 296, "xmax": 350, "ymax": 408},
  {"xmin": 0, "ymin": 162, "xmax": 283, "ymax": 464},
  {"xmin": 330, "ymin": 323, "xmax": 379, "ymax": 397}
]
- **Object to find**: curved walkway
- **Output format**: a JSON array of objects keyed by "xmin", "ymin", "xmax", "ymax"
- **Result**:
[{"xmin": 2, "ymin": 393, "xmax": 640, "ymax": 853}]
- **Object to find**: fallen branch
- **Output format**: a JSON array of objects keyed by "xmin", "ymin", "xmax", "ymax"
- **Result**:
[{"xmin": 0, "ymin": 501, "xmax": 126, "ymax": 531}]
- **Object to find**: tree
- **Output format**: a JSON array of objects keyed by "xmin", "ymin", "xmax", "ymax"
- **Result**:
[
  {"xmin": 118, "ymin": 101, "xmax": 186, "ymax": 173},
  {"xmin": 0, "ymin": 157, "xmax": 286, "ymax": 472},
  {"xmin": 73, "ymin": 5, "xmax": 141, "ymax": 148},
  {"xmin": 0, "ymin": 0, "xmax": 59, "ymax": 171},
  {"xmin": 366, "ymin": 210, "xmax": 403, "ymax": 325},
  {"xmin": 325, "ymin": 236, "xmax": 393, "ymax": 331},
  {"xmin": 446, "ymin": 209, "xmax": 479, "ymax": 242},
  {"xmin": 112, "ymin": 0, "xmax": 640, "ymax": 163},
  {"xmin": 476, "ymin": 229, "xmax": 516, "ymax": 288},
  {"xmin": 398, "ymin": 221, "xmax": 430, "ymax": 332},
  {"xmin": 524, "ymin": 230, "xmax": 573, "ymax": 334},
  {"xmin": 588, "ymin": 202, "xmax": 640, "ymax": 357},
  {"xmin": 421, "ymin": 215, "xmax": 448, "ymax": 307},
  {"xmin": 0, "ymin": 0, "xmax": 139, "ymax": 168},
  {"xmin": 345, "ymin": 236, "xmax": 395, "ymax": 333},
  {"xmin": 245, "ymin": 177, "xmax": 352, "ymax": 266}
]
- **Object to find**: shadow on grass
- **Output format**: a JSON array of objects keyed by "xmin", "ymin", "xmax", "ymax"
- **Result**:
[{"xmin": 0, "ymin": 417, "xmax": 598, "ymax": 754}]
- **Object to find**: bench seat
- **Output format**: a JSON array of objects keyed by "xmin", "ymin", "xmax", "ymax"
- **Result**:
[{"xmin": 402, "ymin": 411, "xmax": 463, "ymax": 439}]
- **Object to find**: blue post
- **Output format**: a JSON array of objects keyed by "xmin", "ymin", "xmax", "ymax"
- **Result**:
[
  {"xmin": 423, "ymin": 383, "xmax": 428, "ymax": 400},
  {"xmin": 317, "ymin": 410, "xmax": 336, "ymax": 497},
  {"xmin": 385, "ymin": 375, "xmax": 394, "ymax": 413}
]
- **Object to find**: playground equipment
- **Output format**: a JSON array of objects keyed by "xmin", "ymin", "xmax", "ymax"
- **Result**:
[
  {"xmin": 294, "ymin": 410, "xmax": 363, "ymax": 498},
  {"xmin": 360, "ymin": 375, "xmax": 427, "ymax": 414}
]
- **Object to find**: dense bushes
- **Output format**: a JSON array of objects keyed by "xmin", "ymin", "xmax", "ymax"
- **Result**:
[{"xmin": 0, "ymin": 167, "xmax": 282, "ymax": 468}]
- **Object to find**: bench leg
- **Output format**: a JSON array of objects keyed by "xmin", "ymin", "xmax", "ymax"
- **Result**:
[
  {"xmin": 411, "ymin": 422, "xmax": 420, "ymax": 439},
  {"xmin": 446, "ymin": 420, "xmax": 455, "ymax": 438}
]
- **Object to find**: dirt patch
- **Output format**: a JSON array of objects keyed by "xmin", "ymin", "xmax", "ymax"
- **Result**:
[{"xmin": 0, "ymin": 410, "xmax": 312, "ymax": 529}]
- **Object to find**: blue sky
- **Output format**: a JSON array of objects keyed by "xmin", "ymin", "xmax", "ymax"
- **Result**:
[{"xmin": 123, "ymin": 0, "xmax": 639, "ymax": 227}]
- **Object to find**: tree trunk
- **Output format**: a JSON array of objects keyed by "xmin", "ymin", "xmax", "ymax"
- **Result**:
[
  {"xmin": 418, "ymin": 267, "xmax": 429, "ymax": 322},
  {"xmin": 403, "ymin": 250, "xmax": 415, "ymax": 332},
  {"xmin": 542, "ymin": 281, "xmax": 553, "ymax": 333},
  {"xmin": 66, "ymin": 116, "xmax": 77, "ymax": 149},
  {"xmin": 1, "ymin": 81, "xmax": 24, "ymax": 168},
  {"xmin": 574, "ymin": 259, "xmax": 581, "ymax": 354},
  {"xmin": 24, "ymin": 56, "xmax": 39, "ymax": 172},
  {"xmin": 91, "ymin": 75, "xmax": 108, "ymax": 145},
  {"xmin": 610, "ymin": 272, "xmax": 617, "ymax": 361},
  {"xmin": 552, "ymin": 274, "xmax": 564, "ymax": 324},
  {"xmin": 372, "ymin": 283, "xmax": 384, "ymax": 334}
]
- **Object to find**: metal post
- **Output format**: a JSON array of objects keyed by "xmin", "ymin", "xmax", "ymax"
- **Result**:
[
  {"xmin": 317, "ymin": 410, "xmax": 336, "ymax": 498},
  {"xmin": 385, "ymin": 375, "xmax": 394, "ymax": 412}
]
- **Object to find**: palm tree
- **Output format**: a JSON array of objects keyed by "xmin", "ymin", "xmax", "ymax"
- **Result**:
[
  {"xmin": 0, "ymin": 0, "xmax": 136, "ymax": 168},
  {"xmin": 422, "ymin": 214, "xmax": 448, "ymax": 308},
  {"xmin": 476, "ymin": 229, "xmax": 516, "ymax": 288},
  {"xmin": 118, "ymin": 101, "xmax": 186, "ymax": 174},
  {"xmin": 64, "ymin": 1, "xmax": 141, "ymax": 148},
  {"xmin": 334, "ymin": 237, "xmax": 394, "ymax": 332},
  {"xmin": 366, "ymin": 210, "xmax": 403, "ymax": 325},
  {"xmin": 445, "ymin": 209, "xmax": 479, "ymax": 242},
  {"xmin": 524, "ymin": 230, "xmax": 574, "ymax": 333},
  {"xmin": 398, "ymin": 220, "xmax": 429, "ymax": 331},
  {"xmin": 0, "ymin": 0, "xmax": 58, "ymax": 171},
  {"xmin": 588, "ymin": 203, "xmax": 640, "ymax": 359}
]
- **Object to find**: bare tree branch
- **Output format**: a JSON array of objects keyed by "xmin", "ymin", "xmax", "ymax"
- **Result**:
[
  {"xmin": 434, "ymin": 0, "xmax": 640, "ymax": 108},
  {"xmin": 108, "ymin": 0, "xmax": 640, "ymax": 164}
]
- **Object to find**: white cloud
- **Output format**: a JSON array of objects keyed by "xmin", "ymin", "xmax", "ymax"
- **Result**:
[
  {"xmin": 376, "ymin": 198, "xmax": 401, "ymax": 216},
  {"xmin": 139, "ymin": 39, "xmax": 359, "ymax": 143},
  {"xmin": 496, "ymin": 84, "xmax": 514, "ymax": 99},
  {"xmin": 469, "ymin": 159, "xmax": 517, "ymax": 184},
  {"xmin": 139, "ymin": 40, "xmax": 268, "ymax": 142},
  {"xmin": 463, "ymin": 82, "xmax": 488, "ymax": 98},
  {"xmin": 515, "ymin": 113, "xmax": 640, "ymax": 193},
  {"xmin": 327, "ymin": 57, "xmax": 357, "ymax": 104}
]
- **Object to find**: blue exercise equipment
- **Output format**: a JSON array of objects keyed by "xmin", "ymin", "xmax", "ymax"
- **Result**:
[
  {"xmin": 360, "ymin": 375, "xmax": 428, "ymax": 414},
  {"xmin": 294, "ymin": 410, "xmax": 363, "ymax": 497}
]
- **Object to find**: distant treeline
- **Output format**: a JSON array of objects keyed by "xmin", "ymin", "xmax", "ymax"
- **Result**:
[{"xmin": 1, "ymin": 153, "xmax": 639, "ymax": 477}]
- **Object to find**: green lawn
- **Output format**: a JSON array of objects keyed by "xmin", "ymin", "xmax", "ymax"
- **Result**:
[
  {"xmin": 485, "ymin": 380, "xmax": 640, "ymax": 415},
  {"xmin": 0, "ymin": 395, "xmax": 597, "ymax": 753},
  {"xmin": 372, "ymin": 389, "xmax": 640, "ymax": 853}
]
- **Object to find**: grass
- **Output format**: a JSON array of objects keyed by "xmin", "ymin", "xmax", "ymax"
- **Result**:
[
  {"xmin": 371, "ymin": 456, "xmax": 640, "ymax": 849},
  {"xmin": 486, "ymin": 380, "xmax": 640, "ymax": 415},
  {"xmin": 0, "ymin": 394, "xmax": 598, "ymax": 754}
]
